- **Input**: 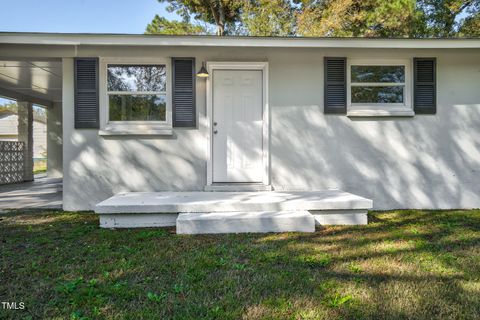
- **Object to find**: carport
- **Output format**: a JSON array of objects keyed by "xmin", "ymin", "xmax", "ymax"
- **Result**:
[{"xmin": 0, "ymin": 56, "xmax": 63, "ymax": 209}]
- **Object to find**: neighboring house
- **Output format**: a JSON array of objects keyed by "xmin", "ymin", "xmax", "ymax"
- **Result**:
[
  {"xmin": 1, "ymin": 33, "xmax": 480, "ymax": 220},
  {"xmin": 0, "ymin": 113, "xmax": 47, "ymax": 159}
]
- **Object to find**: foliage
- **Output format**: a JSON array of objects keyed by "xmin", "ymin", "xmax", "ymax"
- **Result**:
[
  {"xmin": 145, "ymin": 15, "xmax": 208, "ymax": 35},
  {"xmin": 159, "ymin": 0, "xmax": 244, "ymax": 35},
  {"xmin": 0, "ymin": 102, "xmax": 18, "ymax": 117},
  {"xmin": 295, "ymin": 0, "xmax": 480, "ymax": 37},
  {"xmin": 458, "ymin": 13, "xmax": 480, "ymax": 36},
  {"xmin": 240, "ymin": 0, "xmax": 296, "ymax": 36},
  {"xmin": 296, "ymin": 0, "xmax": 425, "ymax": 37},
  {"xmin": 0, "ymin": 102, "xmax": 47, "ymax": 123},
  {"xmin": 2, "ymin": 209, "xmax": 480, "ymax": 319},
  {"xmin": 418, "ymin": 0, "xmax": 480, "ymax": 37},
  {"xmin": 151, "ymin": 0, "xmax": 480, "ymax": 37},
  {"xmin": 155, "ymin": 0, "xmax": 295, "ymax": 36}
]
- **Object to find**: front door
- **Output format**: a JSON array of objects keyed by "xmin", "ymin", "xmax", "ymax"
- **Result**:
[{"xmin": 212, "ymin": 69, "xmax": 263, "ymax": 183}]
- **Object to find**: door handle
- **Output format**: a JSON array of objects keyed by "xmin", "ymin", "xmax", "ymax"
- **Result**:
[
  {"xmin": 213, "ymin": 130, "xmax": 218, "ymax": 134},
  {"xmin": 213, "ymin": 122, "xmax": 218, "ymax": 126}
]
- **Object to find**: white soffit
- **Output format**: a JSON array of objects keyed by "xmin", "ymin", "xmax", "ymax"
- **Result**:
[{"xmin": 0, "ymin": 59, "xmax": 62, "ymax": 104}]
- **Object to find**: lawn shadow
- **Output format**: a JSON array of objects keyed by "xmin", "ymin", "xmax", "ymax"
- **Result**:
[{"xmin": 1, "ymin": 209, "xmax": 479, "ymax": 319}]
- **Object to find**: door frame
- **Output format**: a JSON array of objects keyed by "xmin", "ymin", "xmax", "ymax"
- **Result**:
[{"xmin": 206, "ymin": 61, "xmax": 270, "ymax": 186}]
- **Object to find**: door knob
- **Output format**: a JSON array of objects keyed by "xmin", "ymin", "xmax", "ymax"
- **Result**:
[
  {"xmin": 213, "ymin": 130, "xmax": 218, "ymax": 134},
  {"xmin": 213, "ymin": 122, "xmax": 218, "ymax": 126}
]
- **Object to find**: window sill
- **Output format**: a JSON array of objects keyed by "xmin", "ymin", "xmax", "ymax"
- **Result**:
[
  {"xmin": 347, "ymin": 108, "xmax": 415, "ymax": 117},
  {"xmin": 99, "ymin": 127, "xmax": 173, "ymax": 136}
]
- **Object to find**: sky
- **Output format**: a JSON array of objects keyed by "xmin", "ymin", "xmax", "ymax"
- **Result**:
[{"xmin": 0, "ymin": 0, "xmax": 178, "ymax": 34}]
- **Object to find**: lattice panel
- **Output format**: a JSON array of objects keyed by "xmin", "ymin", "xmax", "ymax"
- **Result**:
[{"xmin": 0, "ymin": 141, "xmax": 25, "ymax": 185}]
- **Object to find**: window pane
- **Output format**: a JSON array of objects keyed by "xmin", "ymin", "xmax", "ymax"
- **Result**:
[
  {"xmin": 109, "ymin": 95, "xmax": 166, "ymax": 121},
  {"xmin": 107, "ymin": 65, "xmax": 166, "ymax": 92},
  {"xmin": 351, "ymin": 65, "xmax": 405, "ymax": 83},
  {"xmin": 351, "ymin": 86, "xmax": 404, "ymax": 104}
]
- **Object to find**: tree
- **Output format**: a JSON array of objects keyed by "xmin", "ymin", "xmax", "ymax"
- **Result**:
[
  {"xmin": 295, "ymin": 0, "xmax": 479, "ymax": 37},
  {"xmin": 458, "ymin": 12, "xmax": 480, "ymax": 36},
  {"xmin": 146, "ymin": 15, "xmax": 209, "ymax": 35},
  {"xmin": 295, "ymin": 0, "xmax": 425, "ymax": 38},
  {"xmin": 0, "ymin": 102, "xmax": 18, "ymax": 118},
  {"xmin": 241, "ymin": 0, "xmax": 296, "ymax": 36},
  {"xmin": 159, "ymin": 0, "xmax": 244, "ymax": 36},
  {"xmin": 0, "ymin": 102, "xmax": 47, "ymax": 123},
  {"xmin": 151, "ymin": 0, "xmax": 480, "ymax": 37},
  {"xmin": 418, "ymin": 0, "xmax": 480, "ymax": 37}
]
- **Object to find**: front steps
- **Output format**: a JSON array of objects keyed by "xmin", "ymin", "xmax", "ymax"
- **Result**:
[
  {"xmin": 95, "ymin": 190, "xmax": 373, "ymax": 232},
  {"xmin": 177, "ymin": 211, "xmax": 315, "ymax": 234},
  {"xmin": 204, "ymin": 183, "xmax": 273, "ymax": 192},
  {"xmin": 100, "ymin": 213, "xmax": 178, "ymax": 229},
  {"xmin": 95, "ymin": 190, "xmax": 371, "ymax": 213}
]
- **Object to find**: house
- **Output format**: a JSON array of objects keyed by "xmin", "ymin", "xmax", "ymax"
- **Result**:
[
  {"xmin": 0, "ymin": 33, "xmax": 479, "ymax": 232},
  {"xmin": 0, "ymin": 113, "xmax": 47, "ymax": 159}
]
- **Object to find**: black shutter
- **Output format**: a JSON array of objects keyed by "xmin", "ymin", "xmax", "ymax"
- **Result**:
[
  {"xmin": 414, "ymin": 58, "xmax": 436, "ymax": 114},
  {"xmin": 172, "ymin": 58, "xmax": 196, "ymax": 127},
  {"xmin": 324, "ymin": 57, "xmax": 347, "ymax": 114},
  {"xmin": 74, "ymin": 58, "xmax": 99, "ymax": 128}
]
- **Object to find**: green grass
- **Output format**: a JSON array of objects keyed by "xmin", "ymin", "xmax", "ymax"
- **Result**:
[
  {"xmin": 1, "ymin": 210, "xmax": 480, "ymax": 319},
  {"xmin": 33, "ymin": 160, "xmax": 47, "ymax": 175}
]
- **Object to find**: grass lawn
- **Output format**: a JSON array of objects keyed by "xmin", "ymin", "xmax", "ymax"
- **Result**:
[
  {"xmin": 1, "ymin": 210, "xmax": 480, "ymax": 319},
  {"xmin": 33, "ymin": 160, "xmax": 47, "ymax": 175}
]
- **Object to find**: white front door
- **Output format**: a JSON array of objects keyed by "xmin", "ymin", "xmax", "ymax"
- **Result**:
[{"xmin": 212, "ymin": 69, "xmax": 263, "ymax": 183}]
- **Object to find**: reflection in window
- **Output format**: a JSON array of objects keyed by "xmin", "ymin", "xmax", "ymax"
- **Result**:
[
  {"xmin": 351, "ymin": 66, "xmax": 405, "ymax": 83},
  {"xmin": 109, "ymin": 95, "xmax": 166, "ymax": 121},
  {"xmin": 351, "ymin": 86, "xmax": 404, "ymax": 104},
  {"xmin": 107, "ymin": 65, "xmax": 167, "ymax": 121},
  {"xmin": 350, "ymin": 65, "xmax": 406, "ymax": 105}
]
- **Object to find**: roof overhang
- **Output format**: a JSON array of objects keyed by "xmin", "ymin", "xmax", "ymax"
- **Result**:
[
  {"xmin": 1, "ymin": 32, "xmax": 480, "ymax": 49},
  {"xmin": 0, "ymin": 58, "xmax": 62, "ymax": 106}
]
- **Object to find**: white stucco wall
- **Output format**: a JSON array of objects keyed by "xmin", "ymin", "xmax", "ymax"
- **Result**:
[
  {"xmin": 47, "ymin": 101, "xmax": 63, "ymax": 178},
  {"xmin": 61, "ymin": 47, "xmax": 480, "ymax": 211}
]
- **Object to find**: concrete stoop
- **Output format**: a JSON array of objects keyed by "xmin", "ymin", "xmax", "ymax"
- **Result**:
[
  {"xmin": 176, "ymin": 211, "xmax": 316, "ymax": 234},
  {"xmin": 95, "ymin": 190, "xmax": 372, "ymax": 233}
]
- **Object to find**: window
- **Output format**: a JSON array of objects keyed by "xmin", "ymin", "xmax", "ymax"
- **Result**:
[
  {"xmin": 107, "ymin": 65, "xmax": 167, "ymax": 122},
  {"xmin": 348, "ymin": 59, "xmax": 413, "ymax": 116},
  {"xmin": 100, "ymin": 59, "xmax": 172, "ymax": 135}
]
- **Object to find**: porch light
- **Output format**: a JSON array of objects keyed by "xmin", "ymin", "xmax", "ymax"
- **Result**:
[{"xmin": 196, "ymin": 62, "xmax": 209, "ymax": 77}]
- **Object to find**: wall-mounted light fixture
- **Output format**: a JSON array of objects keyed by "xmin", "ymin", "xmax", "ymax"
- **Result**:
[{"xmin": 196, "ymin": 62, "xmax": 209, "ymax": 78}]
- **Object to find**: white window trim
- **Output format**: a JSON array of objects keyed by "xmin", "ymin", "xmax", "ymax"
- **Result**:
[
  {"xmin": 347, "ymin": 59, "xmax": 414, "ymax": 117},
  {"xmin": 98, "ymin": 57, "xmax": 173, "ymax": 135}
]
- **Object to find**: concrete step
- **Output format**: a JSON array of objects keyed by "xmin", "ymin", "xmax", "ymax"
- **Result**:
[
  {"xmin": 95, "ymin": 190, "xmax": 373, "ymax": 214},
  {"xmin": 176, "ymin": 211, "xmax": 315, "ymax": 234},
  {"xmin": 204, "ymin": 183, "xmax": 273, "ymax": 192}
]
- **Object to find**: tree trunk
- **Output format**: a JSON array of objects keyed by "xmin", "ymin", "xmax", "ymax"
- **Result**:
[
  {"xmin": 217, "ymin": 0, "xmax": 226, "ymax": 36},
  {"xmin": 217, "ymin": 24, "xmax": 225, "ymax": 36},
  {"xmin": 209, "ymin": 0, "xmax": 225, "ymax": 36}
]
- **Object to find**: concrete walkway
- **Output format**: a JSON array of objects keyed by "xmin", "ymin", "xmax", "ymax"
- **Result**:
[{"xmin": 0, "ymin": 176, "xmax": 62, "ymax": 211}]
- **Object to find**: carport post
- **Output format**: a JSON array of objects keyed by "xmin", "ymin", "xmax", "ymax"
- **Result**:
[{"xmin": 17, "ymin": 101, "xmax": 34, "ymax": 182}]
